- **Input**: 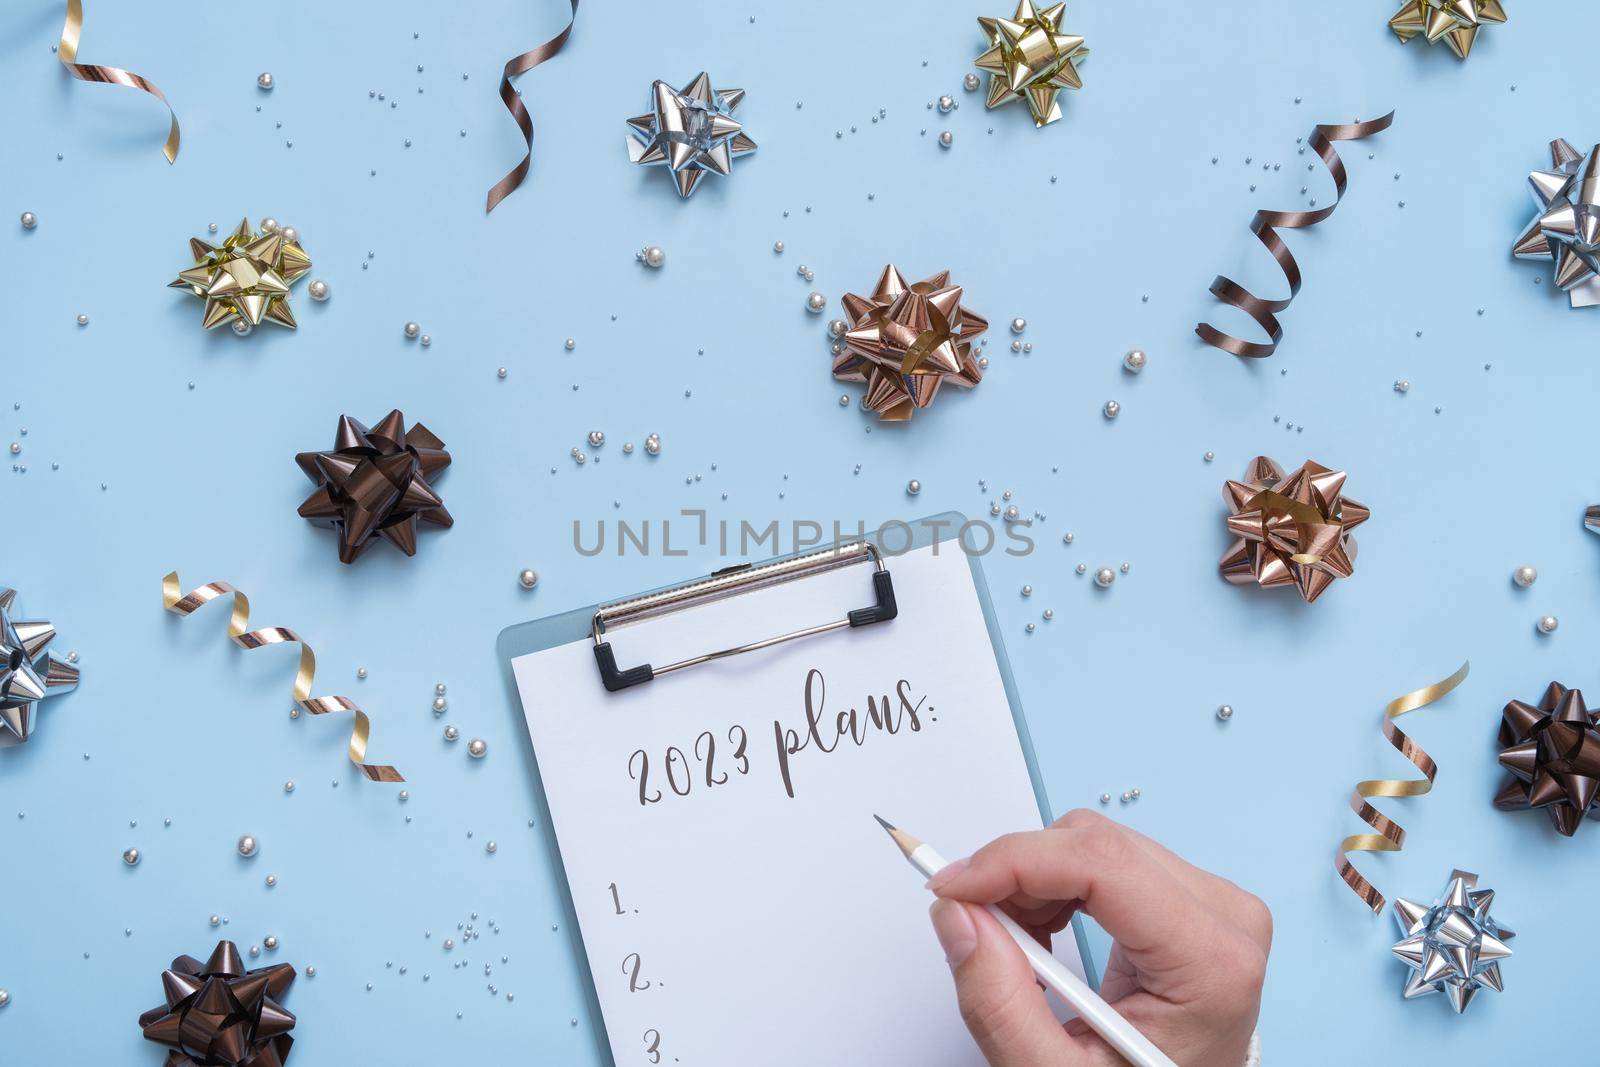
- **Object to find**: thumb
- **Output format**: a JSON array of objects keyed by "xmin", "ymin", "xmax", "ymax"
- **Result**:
[{"xmin": 930, "ymin": 900, "xmax": 1079, "ymax": 1067}]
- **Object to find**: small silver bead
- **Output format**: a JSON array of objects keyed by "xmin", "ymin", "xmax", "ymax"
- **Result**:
[
  {"xmin": 1099, "ymin": 793, "xmax": 1111, "ymax": 805},
  {"xmin": 828, "ymin": 318, "xmax": 848, "ymax": 338},
  {"xmin": 644, "ymin": 433, "xmax": 661, "ymax": 456},
  {"xmin": 265, "ymin": 936, "xmax": 279, "ymax": 950},
  {"xmin": 284, "ymin": 780, "xmax": 295, "ymax": 793},
  {"xmin": 237, "ymin": 835, "xmax": 258, "ymax": 857},
  {"xmin": 1218, "ymin": 704, "xmax": 1234, "ymax": 721},
  {"xmin": 257, "ymin": 72, "xmax": 275, "ymax": 90},
  {"xmin": 122, "ymin": 847, "xmax": 140, "ymax": 866},
  {"xmin": 308, "ymin": 279, "xmax": 329, "ymax": 301},
  {"xmin": 404, "ymin": 322, "xmax": 420, "ymax": 339},
  {"xmin": 1103, "ymin": 400, "xmax": 1120, "ymax": 419},
  {"xmin": 231, "ymin": 319, "xmax": 253, "ymax": 337},
  {"xmin": 486, "ymin": 840, "xmax": 497, "ymax": 853},
  {"xmin": 1513, "ymin": 566, "xmax": 1537, "ymax": 588},
  {"xmin": 1130, "ymin": 788, "xmax": 1141, "ymax": 799},
  {"xmin": 588, "ymin": 430, "xmax": 605, "ymax": 448},
  {"xmin": 357, "ymin": 667, "xmax": 368, "ymax": 679},
  {"xmin": 622, "ymin": 441, "xmax": 635, "ymax": 454},
  {"xmin": 210, "ymin": 915, "xmax": 221, "ymax": 927},
  {"xmin": 399, "ymin": 789, "xmax": 410, "ymax": 802},
  {"xmin": 1010, "ymin": 317, "xmax": 1026, "ymax": 334},
  {"xmin": 433, "ymin": 696, "xmax": 447, "ymax": 713},
  {"xmin": 564, "ymin": 337, "xmax": 576, "ymax": 350},
  {"xmin": 1538, "ymin": 615, "xmax": 1559, "ymax": 634},
  {"xmin": 773, "ymin": 240, "xmax": 785, "ymax": 253},
  {"xmin": 1076, "ymin": 563, "xmax": 1087, "ymax": 574},
  {"xmin": 1120, "ymin": 791, "xmax": 1132, "ymax": 803},
  {"xmin": 906, "ymin": 479, "xmax": 921, "ymax": 496},
  {"xmin": 638, "ymin": 245, "xmax": 666, "ymax": 268},
  {"xmin": 1122, "ymin": 349, "xmax": 1147, "ymax": 373},
  {"xmin": 467, "ymin": 738, "xmax": 487, "ymax": 759},
  {"xmin": 249, "ymin": 945, "xmax": 261, "ymax": 958},
  {"xmin": 1005, "ymin": 504, "xmax": 1020, "ymax": 521},
  {"xmin": 1094, "ymin": 567, "xmax": 1115, "ymax": 588},
  {"xmin": 938, "ymin": 130, "xmax": 953, "ymax": 148},
  {"xmin": 279, "ymin": 226, "xmax": 298, "ymax": 244},
  {"xmin": 420, "ymin": 334, "xmax": 431, "ymax": 347},
  {"xmin": 305, "ymin": 966, "xmax": 316, "ymax": 977},
  {"xmin": 964, "ymin": 73, "xmax": 980, "ymax": 91},
  {"xmin": 1394, "ymin": 379, "xmax": 1410, "ymax": 393},
  {"xmin": 260, "ymin": 217, "xmax": 279, "ymax": 233},
  {"xmin": 1120, "ymin": 562, "xmax": 1130, "ymax": 574},
  {"xmin": 806, "ymin": 292, "xmax": 827, "ymax": 313},
  {"xmin": 444, "ymin": 938, "xmax": 455, "ymax": 951},
  {"xmin": 444, "ymin": 725, "xmax": 460, "ymax": 742},
  {"xmin": 436, "ymin": 683, "xmax": 447, "ymax": 696},
  {"xmin": 77, "ymin": 314, "xmax": 89, "ymax": 326},
  {"xmin": 1021, "ymin": 584, "xmax": 1032, "ymax": 597},
  {"xmin": 265, "ymin": 874, "xmax": 277, "ymax": 887},
  {"xmin": 497, "ymin": 366, "xmax": 508, "ymax": 378},
  {"xmin": 1043, "ymin": 608, "xmax": 1053, "ymax": 620},
  {"xmin": 1204, "ymin": 451, "xmax": 1215, "ymax": 462},
  {"xmin": 937, "ymin": 94, "xmax": 955, "ymax": 112},
  {"xmin": 1063, "ymin": 532, "xmax": 1074, "ymax": 544},
  {"xmin": 20, "ymin": 211, "xmax": 37, "ymax": 230},
  {"xmin": 519, "ymin": 569, "xmax": 538, "ymax": 589}
]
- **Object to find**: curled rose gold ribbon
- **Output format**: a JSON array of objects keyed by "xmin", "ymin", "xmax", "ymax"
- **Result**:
[
  {"xmin": 161, "ymin": 572, "xmax": 404, "ymax": 782},
  {"xmin": 1336, "ymin": 661, "xmax": 1468, "ymax": 913},
  {"xmin": 1196, "ymin": 111, "xmax": 1394, "ymax": 358},
  {"xmin": 485, "ymin": 0, "xmax": 579, "ymax": 213},
  {"xmin": 58, "ymin": 0, "xmax": 180, "ymax": 163}
]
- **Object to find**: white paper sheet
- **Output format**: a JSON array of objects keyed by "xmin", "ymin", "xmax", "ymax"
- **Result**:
[{"xmin": 512, "ymin": 544, "xmax": 1085, "ymax": 1066}]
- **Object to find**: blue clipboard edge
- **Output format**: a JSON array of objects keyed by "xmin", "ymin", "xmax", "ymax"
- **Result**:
[{"xmin": 494, "ymin": 511, "xmax": 1100, "ymax": 1063}]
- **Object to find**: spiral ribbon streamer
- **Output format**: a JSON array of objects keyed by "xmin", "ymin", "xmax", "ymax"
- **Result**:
[
  {"xmin": 1336, "ymin": 661, "xmax": 1469, "ymax": 913},
  {"xmin": 58, "ymin": 0, "xmax": 180, "ymax": 163},
  {"xmin": 1196, "ymin": 111, "xmax": 1394, "ymax": 358},
  {"xmin": 162, "ymin": 572, "xmax": 404, "ymax": 782},
  {"xmin": 485, "ymin": 0, "xmax": 580, "ymax": 213}
]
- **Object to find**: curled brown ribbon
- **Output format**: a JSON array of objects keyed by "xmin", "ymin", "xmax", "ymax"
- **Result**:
[
  {"xmin": 1336, "ymin": 661, "xmax": 1469, "ymax": 913},
  {"xmin": 162, "ymin": 572, "xmax": 404, "ymax": 782},
  {"xmin": 58, "ymin": 0, "xmax": 180, "ymax": 163},
  {"xmin": 485, "ymin": 0, "xmax": 579, "ymax": 213},
  {"xmin": 1196, "ymin": 111, "xmax": 1394, "ymax": 358}
]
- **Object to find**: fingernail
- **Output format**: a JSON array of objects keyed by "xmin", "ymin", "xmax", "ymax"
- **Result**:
[
  {"xmin": 925, "ymin": 856, "xmax": 969, "ymax": 892},
  {"xmin": 929, "ymin": 900, "xmax": 978, "ymax": 966}
]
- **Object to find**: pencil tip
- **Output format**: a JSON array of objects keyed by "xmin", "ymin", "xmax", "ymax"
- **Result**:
[{"xmin": 873, "ymin": 813, "xmax": 895, "ymax": 833}]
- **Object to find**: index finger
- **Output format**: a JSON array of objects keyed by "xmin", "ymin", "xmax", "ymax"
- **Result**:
[{"xmin": 927, "ymin": 824, "xmax": 1214, "ymax": 960}]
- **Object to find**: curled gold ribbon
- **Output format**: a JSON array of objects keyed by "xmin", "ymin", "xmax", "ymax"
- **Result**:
[
  {"xmin": 58, "ymin": 0, "xmax": 180, "ymax": 163},
  {"xmin": 161, "ymin": 572, "xmax": 404, "ymax": 782},
  {"xmin": 485, "ymin": 0, "xmax": 579, "ymax": 213},
  {"xmin": 1196, "ymin": 111, "xmax": 1394, "ymax": 358},
  {"xmin": 1336, "ymin": 661, "xmax": 1469, "ymax": 913}
]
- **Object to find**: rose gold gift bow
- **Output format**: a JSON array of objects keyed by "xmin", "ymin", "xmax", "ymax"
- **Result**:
[
  {"xmin": 58, "ymin": 0, "xmax": 180, "ymax": 163},
  {"xmin": 485, "ymin": 0, "xmax": 579, "ymax": 213},
  {"xmin": 1336, "ymin": 661, "xmax": 1469, "ymax": 913},
  {"xmin": 162, "ymin": 572, "xmax": 403, "ymax": 782},
  {"xmin": 1196, "ymin": 111, "xmax": 1394, "ymax": 358}
]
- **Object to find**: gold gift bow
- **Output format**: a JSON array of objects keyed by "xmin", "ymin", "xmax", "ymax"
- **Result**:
[
  {"xmin": 485, "ymin": 0, "xmax": 579, "ymax": 213},
  {"xmin": 1196, "ymin": 111, "xmax": 1394, "ymax": 358},
  {"xmin": 161, "ymin": 572, "xmax": 404, "ymax": 782},
  {"xmin": 1336, "ymin": 661, "xmax": 1469, "ymax": 913},
  {"xmin": 58, "ymin": 0, "xmax": 180, "ymax": 163}
]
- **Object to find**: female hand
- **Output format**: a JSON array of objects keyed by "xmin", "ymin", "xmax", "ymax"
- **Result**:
[{"xmin": 927, "ymin": 809, "xmax": 1270, "ymax": 1067}]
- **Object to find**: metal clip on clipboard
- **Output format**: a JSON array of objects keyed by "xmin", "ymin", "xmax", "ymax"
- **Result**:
[{"xmin": 591, "ymin": 541, "xmax": 898, "ymax": 691}]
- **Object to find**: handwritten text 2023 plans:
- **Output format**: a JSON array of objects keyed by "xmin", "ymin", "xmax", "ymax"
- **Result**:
[{"xmin": 627, "ymin": 670, "xmax": 931, "ymax": 804}]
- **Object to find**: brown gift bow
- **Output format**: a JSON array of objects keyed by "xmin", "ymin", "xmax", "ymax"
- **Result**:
[
  {"xmin": 1495, "ymin": 682, "xmax": 1600, "ymax": 837},
  {"xmin": 833, "ymin": 265, "xmax": 989, "ymax": 422},
  {"xmin": 295, "ymin": 410, "xmax": 452, "ymax": 564},
  {"xmin": 1220, "ymin": 456, "xmax": 1369, "ymax": 603},
  {"xmin": 486, "ymin": 0, "xmax": 580, "ymax": 213},
  {"xmin": 162, "ymin": 573, "xmax": 404, "ymax": 782},
  {"xmin": 139, "ymin": 940, "xmax": 295, "ymax": 1066},
  {"xmin": 1336, "ymin": 662, "xmax": 1471, "ymax": 913},
  {"xmin": 1196, "ymin": 112, "xmax": 1394, "ymax": 358},
  {"xmin": 58, "ymin": 0, "xmax": 180, "ymax": 163}
]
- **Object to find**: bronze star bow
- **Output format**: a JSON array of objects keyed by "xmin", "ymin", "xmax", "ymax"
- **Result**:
[
  {"xmin": 1220, "ymin": 456, "xmax": 1369, "ymax": 603},
  {"xmin": 974, "ymin": 0, "xmax": 1088, "ymax": 127},
  {"xmin": 295, "ymin": 410, "xmax": 452, "ymax": 564},
  {"xmin": 1389, "ymin": 0, "xmax": 1507, "ymax": 59},
  {"xmin": 833, "ymin": 265, "xmax": 988, "ymax": 422},
  {"xmin": 139, "ymin": 940, "xmax": 296, "ymax": 1066},
  {"xmin": 1494, "ymin": 682, "xmax": 1600, "ymax": 837},
  {"xmin": 170, "ymin": 219, "xmax": 311, "ymax": 332}
]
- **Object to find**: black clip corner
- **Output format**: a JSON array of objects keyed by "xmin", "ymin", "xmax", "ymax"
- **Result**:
[
  {"xmin": 847, "ymin": 569, "xmax": 898, "ymax": 628},
  {"xmin": 594, "ymin": 641, "xmax": 654, "ymax": 692}
]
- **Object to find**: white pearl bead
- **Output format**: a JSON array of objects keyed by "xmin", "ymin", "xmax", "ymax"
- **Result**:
[
  {"xmin": 444, "ymin": 725, "xmax": 460, "ymax": 741},
  {"xmin": 260, "ymin": 217, "xmax": 279, "ymax": 233},
  {"xmin": 806, "ymin": 292, "xmax": 827, "ymax": 313},
  {"xmin": 641, "ymin": 246, "xmax": 665, "ymax": 268},
  {"xmin": 1103, "ymin": 400, "xmax": 1120, "ymax": 419},
  {"xmin": 284, "ymin": 780, "xmax": 295, "ymax": 792},
  {"xmin": 565, "ymin": 337, "xmax": 576, "ymax": 350},
  {"xmin": 279, "ymin": 226, "xmax": 298, "ymax": 244},
  {"xmin": 1394, "ymin": 379, "xmax": 1410, "ymax": 393},
  {"xmin": 486, "ymin": 840, "xmax": 497, "ymax": 853},
  {"xmin": 468, "ymin": 738, "xmax": 487, "ymax": 759},
  {"xmin": 1099, "ymin": 793, "xmax": 1111, "ymax": 805},
  {"xmin": 1123, "ymin": 349, "xmax": 1147, "ymax": 373},
  {"xmin": 1218, "ymin": 704, "xmax": 1234, "ymax": 720},
  {"xmin": 433, "ymin": 696, "xmax": 447, "ymax": 713},
  {"xmin": 964, "ymin": 73, "xmax": 980, "ymax": 91},
  {"xmin": 773, "ymin": 240, "xmax": 785, "ymax": 253},
  {"xmin": 257, "ymin": 72, "xmax": 275, "ymax": 90},
  {"xmin": 1010, "ymin": 317, "xmax": 1026, "ymax": 334},
  {"xmin": 237, "ymin": 834, "xmax": 258, "ymax": 857},
  {"xmin": 404, "ymin": 322, "xmax": 420, "ymax": 339},
  {"xmin": 419, "ymin": 334, "xmax": 431, "ymax": 347},
  {"xmin": 20, "ymin": 212, "xmax": 36, "ymax": 230},
  {"xmin": 210, "ymin": 915, "xmax": 221, "ymax": 926},
  {"xmin": 265, "ymin": 874, "xmax": 277, "ymax": 887},
  {"xmin": 1538, "ymin": 615, "xmax": 1559, "ymax": 634},
  {"xmin": 1094, "ymin": 568, "xmax": 1115, "ymax": 588},
  {"xmin": 308, "ymin": 279, "xmax": 329, "ymax": 301},
  {"xmin": 498, "ymin": 367, "xmax": 508, "ymax": 378},
  {"xmin": 1513, "ymin": 566, "xmax": 1537, "ymax": 588},
  {"xmin": 123, "ymin": 847, "xmax": 140, "ymax": 866},
  {"xmin": 76, "ymin": 314, "xmax": 89, "ymax": 326},
  {"xmin": 1021, "ymin": 584, "xmax": 1032, "ymax": 596},
  {"xmin": 644, "ymin": 433, "xmax": 661, "ymax": 456},
  {"xmin": 519, "ymin": 569, "xmax": 538, "ymax": 589}
]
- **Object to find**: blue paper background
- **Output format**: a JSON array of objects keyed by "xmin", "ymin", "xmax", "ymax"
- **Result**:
[{"xmin": 3, "ymin": 0, "xmax": 1598, "ymax": 1062}]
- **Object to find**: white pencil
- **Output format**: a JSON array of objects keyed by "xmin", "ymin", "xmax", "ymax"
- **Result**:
[{"xmin": 875, "ymin": 814, "xmax": 1177, "ymax": 1067}]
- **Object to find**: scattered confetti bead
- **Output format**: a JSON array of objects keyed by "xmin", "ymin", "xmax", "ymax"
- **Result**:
[
  {"xmin": 1218, "ymin": 704, "xmax": 1234, "ymax": 721},
  {"xmin": 1513, "ymin": 566, "xmax": 1537, "ymax": 588},
  {"xmin": 1538, "ymin": 615, "xmax": 1559, "ymax": 634}
]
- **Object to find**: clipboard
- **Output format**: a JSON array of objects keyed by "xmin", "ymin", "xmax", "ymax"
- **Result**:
[{"xmin": 496, "ymin": 512, "xmax": 1099, "ymax": 1065}]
